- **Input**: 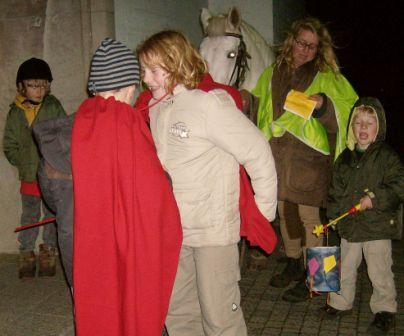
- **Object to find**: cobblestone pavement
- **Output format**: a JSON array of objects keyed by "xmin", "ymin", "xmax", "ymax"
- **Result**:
[
  {"xmin": 0, "ymin": 239, "xmax": 402, "ymax": 335},
  {"xmin": 240, "ymin": 239, "xmax": 404, "ymax": 335}
]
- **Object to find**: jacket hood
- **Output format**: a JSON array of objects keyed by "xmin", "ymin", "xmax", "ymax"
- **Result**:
[{"xmin": 346, "ymin": 97, "xmax": 386, "ymax": 150}]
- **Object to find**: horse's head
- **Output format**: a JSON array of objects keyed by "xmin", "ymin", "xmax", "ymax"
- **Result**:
[
  {"xmin": 200, "ymin": 7, "xmax": 247, "ymax": 88},
  {"xmin": 199, "ymin": 7, "xmax": 274, "ymax": 91}
]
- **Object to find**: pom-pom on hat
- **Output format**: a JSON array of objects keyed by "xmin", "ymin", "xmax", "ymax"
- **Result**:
[
  {"xmin": 88, "ymin": 38, "xmax": 140, "ymax": 94},
  {"xmin": 16, "ymin": 58, "xmax": 53, "ymax": 86}
]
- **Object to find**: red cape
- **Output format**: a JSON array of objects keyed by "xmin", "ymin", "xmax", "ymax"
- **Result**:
[
  {"xmin": 135, "ymin": 74, "xmax": 277, "ymax": 254},
  {"xmin": 72, "ymin": 96, "xmax": 182, "ymax": 335}
]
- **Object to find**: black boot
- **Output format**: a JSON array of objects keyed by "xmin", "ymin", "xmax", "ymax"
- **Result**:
[
  {"xmin": 282, "ymin": 278, "xmax": 312, "ymax": 302},
  {"xmin": 270, "ymin": 257, "xmax": 304, "ymax": 288},
  {"xmin": 367, "ymin": 311, "xmax": 394, "ymax": 335}
]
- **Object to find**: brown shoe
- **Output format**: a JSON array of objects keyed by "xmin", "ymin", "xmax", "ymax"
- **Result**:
[
  {"xmin": 19, "ymin": 250, "xmax": 36, "ymax": 279},
  {"xmin": 321, "ymin": 304, "xmax": 351, "ymax": 319},
  {"xmin": 248, "ymin": 249, "xmax": 268, "ymax": 270},
  {"xmin": 38, "ymin": 244, "xmax": 56, "ymax": 277}
]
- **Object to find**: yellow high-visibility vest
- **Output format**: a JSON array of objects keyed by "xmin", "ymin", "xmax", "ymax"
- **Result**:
[{"xmin": 252, "ymin": 64, "xmax": 358, "ymax": 159}]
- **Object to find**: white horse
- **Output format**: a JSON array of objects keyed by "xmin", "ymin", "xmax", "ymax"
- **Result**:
[{"xmin": 200, "ymin": 7, "xmax": 274, "ymax": 91}]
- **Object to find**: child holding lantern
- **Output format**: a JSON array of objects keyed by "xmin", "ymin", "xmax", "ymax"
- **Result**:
[{"xmin": 323, "ymin": 97, "xmax": 404, "ymax": 335}]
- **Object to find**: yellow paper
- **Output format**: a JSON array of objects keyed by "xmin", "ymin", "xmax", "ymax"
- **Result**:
[
  {"xmin": 323, "ymin": 255, "xmax": 337, "ymax": 273},
  {"xmin": 284, "ymin": 90, "xmax": 316, "ymax": 120}
]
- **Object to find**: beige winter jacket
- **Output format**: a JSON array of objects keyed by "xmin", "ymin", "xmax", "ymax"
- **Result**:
[{"xmin": 149, "ymin": 85, "xmax": 277, "ymax": 247}]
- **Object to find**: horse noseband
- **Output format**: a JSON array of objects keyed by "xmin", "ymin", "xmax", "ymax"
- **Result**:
[{"xmin": 225, "ymin": 33, "xmax": 251, "ymax": 89}]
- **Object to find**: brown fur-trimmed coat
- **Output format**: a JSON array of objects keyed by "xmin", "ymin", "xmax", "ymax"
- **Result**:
[{"xmin": 251, "ymin": 60, "xmax": 340, "ymax": 207}]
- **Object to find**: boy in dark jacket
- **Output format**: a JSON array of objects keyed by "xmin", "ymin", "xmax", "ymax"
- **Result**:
[
  {"xmin": 3, "ymin": 58, "xmax": 66, "ymax": 278},
  {"xmin": 323, "ymin": 97, "xmax": 404, "ymax": 335}
]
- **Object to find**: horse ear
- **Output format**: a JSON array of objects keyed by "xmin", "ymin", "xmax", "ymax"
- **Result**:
[
  {"xmin": 200, "ymin": 8, "xmax": 212, "ymax": 33},
  {"xmin": 227, "ymin": 6, "xmax": 241, "ymax": 30}
]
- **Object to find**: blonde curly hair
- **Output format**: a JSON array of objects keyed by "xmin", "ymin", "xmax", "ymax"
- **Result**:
[
  {"xmin": 276, "ymin": 17, "xmax": 340, "ymax": 74},
  {"xmin": 136, "ymin": 30, "xmax": 207, "ymax": 93}
]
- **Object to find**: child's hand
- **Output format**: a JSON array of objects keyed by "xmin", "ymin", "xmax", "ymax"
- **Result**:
[{"xmin": 359, "ymin": 196, "xmax": 373, "ymax": 211}]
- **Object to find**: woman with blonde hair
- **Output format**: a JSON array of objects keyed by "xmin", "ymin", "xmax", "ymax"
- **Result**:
[
  {"xmin": 276, "ymin": 17, "xmax": 339, "ymax": 73},
  {"xmin": 136, "ymin": 30, "xmax": 277, "ymax": 335},
  {"xmin": 248, "ymin": 17, "xmax": 358, "ymax": 302}
]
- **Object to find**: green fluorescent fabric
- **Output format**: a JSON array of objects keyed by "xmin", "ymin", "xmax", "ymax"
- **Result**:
[{"xmin": 252, "ymin": 64, "xmax": 358, "ymax": 159}]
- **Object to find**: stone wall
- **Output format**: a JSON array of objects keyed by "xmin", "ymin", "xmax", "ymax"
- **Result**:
[
  {"xmin": 115, "ymin": 0, "xmax": 207, "ymax": 53},
  {"xmin": 0, "ymin": 0, "xmax": 114, "ymax": 253}
]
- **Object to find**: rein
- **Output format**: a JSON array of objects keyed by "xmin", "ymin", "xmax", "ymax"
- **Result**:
[{"xmin": 225, "ymin": 33, "xmax": 251, "ymax": 89}]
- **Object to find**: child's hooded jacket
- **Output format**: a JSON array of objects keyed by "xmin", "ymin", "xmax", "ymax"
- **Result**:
[
  {"xmin": 327, "ymin": 97, "xmax": 404, "ymax": 242},
  {"xmin": 3, "ymin": 94, "xmax": 66, "ymax": 181}
]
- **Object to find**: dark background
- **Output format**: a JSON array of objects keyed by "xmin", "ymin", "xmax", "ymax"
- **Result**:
[{"xmin": 304, "ymin": 0, "xmax": 403, "ymax": 154}]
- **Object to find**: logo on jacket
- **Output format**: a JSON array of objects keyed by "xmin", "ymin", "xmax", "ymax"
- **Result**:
[{"xmin": 169, "ymin": 122, "xmax": 189, "ymax": 138}]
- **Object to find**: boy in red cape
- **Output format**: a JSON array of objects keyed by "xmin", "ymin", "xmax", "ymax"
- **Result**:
[{"xmin": 71, "ymin": 38, "xmax": 182, "ymax": 335}]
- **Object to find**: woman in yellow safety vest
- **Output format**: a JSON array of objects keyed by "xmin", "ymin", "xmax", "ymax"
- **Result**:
[{"xmin": 248, "ymin": 17, "xmax": 357, "ymax": 302}]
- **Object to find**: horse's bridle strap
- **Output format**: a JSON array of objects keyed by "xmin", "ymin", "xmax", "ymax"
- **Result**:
[
  {"xmin": 224, "ymin": 32, "xmax": 242, "ymax": 39},
  {"xmin": 203, "ymin": 32, "xmax": 249, "ymax": 89},
  {"xmin": 225, "ymin": 33, "xmax": 250, "ymax": 89}
]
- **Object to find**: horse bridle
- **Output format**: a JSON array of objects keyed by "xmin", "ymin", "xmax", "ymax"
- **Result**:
[{"xmin": 225, "ymin": 33, "xmax": 251, "ymax": 89}]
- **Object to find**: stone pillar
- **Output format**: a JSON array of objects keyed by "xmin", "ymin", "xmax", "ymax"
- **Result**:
[
  {"xmin": 0, "ymin": 0, "xmax": 48, "ymax": 253},
  {"xmin": 89, "ymin": 0, "xmax": 115, "ymax": 51},
  {"xmin": 0, "ymin": 0, "xmax": 115, "ymax": 253},
  {"xmin": 43, "ymin": 0, "xmax": 115, "ymax": 113}
]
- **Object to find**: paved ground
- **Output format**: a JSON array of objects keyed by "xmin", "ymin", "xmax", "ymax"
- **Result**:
[
  {"xmin": 0, "ymin": 238, "xmax": 402, "ymax": 335},
  {"xmin": 240, "ymin": 238, "xmax": 403, "ymax": 335}
]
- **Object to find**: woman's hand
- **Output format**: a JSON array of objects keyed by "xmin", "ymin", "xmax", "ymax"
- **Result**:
[{"xmin": 308, "ymin": 94, "xmax": 324, "ymax": 110}]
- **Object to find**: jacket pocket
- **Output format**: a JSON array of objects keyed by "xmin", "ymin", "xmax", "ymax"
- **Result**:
[{"xmin": 174, "ymin": 183, "xmax": 213, "ymax": 230}]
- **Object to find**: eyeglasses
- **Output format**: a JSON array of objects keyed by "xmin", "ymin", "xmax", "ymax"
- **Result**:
[{"xmin": 294, "ymin": 38, "xmax": 318, "ymax": 52}]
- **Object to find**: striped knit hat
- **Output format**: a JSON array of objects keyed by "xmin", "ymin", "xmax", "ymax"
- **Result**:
[{"xmin": 88, "ymin": 38, "xmax": 140, "ymax": 93}]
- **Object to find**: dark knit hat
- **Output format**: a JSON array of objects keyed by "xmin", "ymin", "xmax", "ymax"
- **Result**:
[
  {"xmin": 88, "ymin": 38, "xmax": 140, "ymax": 93},
  {"xmin": 16, "ymin": 58, "xmax": 53, "ymax": 86}
]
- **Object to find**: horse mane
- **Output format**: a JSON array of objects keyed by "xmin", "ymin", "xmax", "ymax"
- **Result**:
[{"xmin": 240, "ymin": 21, "xmax": 273, "ymax": 70}]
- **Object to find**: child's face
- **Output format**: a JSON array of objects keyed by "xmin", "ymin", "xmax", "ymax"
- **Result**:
[
  {"xmin": 352, "ymin": 111, "xmax": 378, "ymax": 150},
  {"xmin": 22, "ymin": 79, "xmax": 49, "ymax": 103},
  {"xmin": 141, "ymin": 64, "xmax": 168, "ymax": 99}
]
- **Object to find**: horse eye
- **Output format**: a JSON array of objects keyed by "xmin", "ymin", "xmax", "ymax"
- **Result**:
[{"xmin": 227, "ymin": 51, "xmax": 237, "ymax": 59}]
